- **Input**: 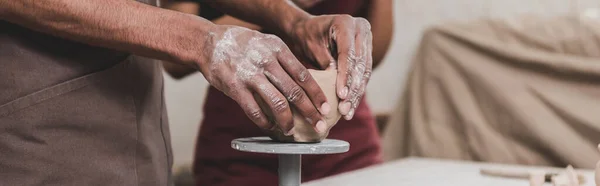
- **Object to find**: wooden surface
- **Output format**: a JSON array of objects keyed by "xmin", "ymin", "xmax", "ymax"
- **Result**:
[{"xmin": 302, "ymin": 157, "xmax": 595, "ymax": 186}]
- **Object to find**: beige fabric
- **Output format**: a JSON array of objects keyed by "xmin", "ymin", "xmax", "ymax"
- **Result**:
[
  {"xmin": 383, "ymin": 15, "xmax": 600, "ymax": 169},
  {"xmin": 266, "ymin": 69, "xmax": 341, "ymax": 142}
]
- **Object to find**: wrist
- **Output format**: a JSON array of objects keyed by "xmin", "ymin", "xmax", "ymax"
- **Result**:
[
  {"xmin": 276, "ymin": 3, "xmax": 312, "ymax": 38},
  {"xmin": 162, "ymin": 13, "xmax": 218, "ymax": 70}
]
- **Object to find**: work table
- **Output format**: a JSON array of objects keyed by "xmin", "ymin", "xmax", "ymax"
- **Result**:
[{"xmin": 303, "ymin": 157, "xmax": 595, "ymax": 186}]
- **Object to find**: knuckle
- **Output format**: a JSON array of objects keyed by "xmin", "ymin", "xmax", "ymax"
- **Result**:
[
  {"xmin": 296, "ymin": 69, "xmax": 311, "ymax": 83},
  {"xmin": 348, "ymin": 49, "xmax": 358, "ymax": 61},
  {"xmin": 363, "ymin": 69, "xmax": 372, "ymax": 79},
  {"xmin": 351, "ymin": 85, "xmax": 360, "ymax": 94},
  {"xmin": 247, "ymin": 108, "xmax": 264, "ymax": 121},
  {"xmin": 345, "ymin": 67, "xmax": 353, "ymax": 76},
  {"xmin": 222, "ymin": 80, "xmax": 242, "ymax": 97},
  {"xmin": 355, "ymin": 62, "xmax": 367, "ymax": 73},
  {"xmin": 349, "ymin": 86, "xmax": 361, "ymax": 98},
  {"xmin": 286, "ymin": 86, "xmax": 305, "ymax": 103},
  {"xmin": 345, "ymin": 74, "xmax": 353, "ymax": 87},
  {"xmin": 263, "ymin": 34, "xmax": 285, "ymax": 52},
  {"xmin": 226, "ymin": 78, "xmax": 239, "ymax": 86},
  {"xmin": 346, "ymin": 55, "xmax": 356, "ymax": 67},
  {"xmin": 224, "ymin": 88, "xmax": 238, "ymax": 98},
  {"xmin": 271, "ymin": 98, "xmax": 289, "ymax": 113},
  {"xmin": 350, "ymin": 92, "xmax": 361, "ymax": 102},
  {"xmin": 351, "ymin": 98, "xmax": 361, "ymax": 108},
  {"xmin": 356, "ymin": 18, "xmax": 371, "ymax": 28},
  {"xmin": 261, "ymin": 58, "xmax": 276, "ymax": 68}
]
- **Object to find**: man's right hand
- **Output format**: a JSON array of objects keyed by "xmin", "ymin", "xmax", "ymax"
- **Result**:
[
  {"xmin": 195, "ymin": 25, "xmax": 331, "ymax": 134},
  {"xmin": 0, "ymin": 0, "xmax": 330, "ymax": 134}
]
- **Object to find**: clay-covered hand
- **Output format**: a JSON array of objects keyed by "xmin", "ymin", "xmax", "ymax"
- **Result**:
[
  {"xmin": 196, "ymin": 25, "xmax": 330, "ymax": 134},
  {"xmin": 288, "ymin": 15, "xmax": 373, "ymax": 120}
]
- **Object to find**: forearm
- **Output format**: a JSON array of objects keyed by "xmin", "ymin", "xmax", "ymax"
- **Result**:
[
  {"xmin": 0, "ymin": 0, "xmax": 215, "ymax": 66},
  {"xmin": 367, "ymin": 0, "xmax": 394, "ymax": 68},
  {"xmin": 208, "ymin": 0, "xmax": 310, "ymax": 37}
]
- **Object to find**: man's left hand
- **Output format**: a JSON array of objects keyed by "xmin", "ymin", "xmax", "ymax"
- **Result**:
[{"xmin": 288, "ymin": 15, "xmax": 373, "ymax": 120}]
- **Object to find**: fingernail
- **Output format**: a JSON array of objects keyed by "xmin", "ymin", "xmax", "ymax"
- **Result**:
[
  {"xmin": 339, "ymin": 102, "xmax": 351, "ymax": 115},
  {"xmin": 340, "ymin": 86, "xmax": 349, "ymax": 99},
  {"xmin": 320, "ymin": 102, "xmax": 331, "ymax": 115},
  {"xmin": 345, "ymin": 109, "xmax": 355, "ymax": 120},
  {"xmin": 316, "ymin": 120, "xmax": 327, "ymax": 133},
  {"xmin": 285, "ymin": 127, "xmax": 295, "ymax": 136}
]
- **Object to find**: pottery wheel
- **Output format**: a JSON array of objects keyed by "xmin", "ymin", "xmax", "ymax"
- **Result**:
[{"xmin": 231, "ymin": 137, "xmax": 350, "ymax": 186}]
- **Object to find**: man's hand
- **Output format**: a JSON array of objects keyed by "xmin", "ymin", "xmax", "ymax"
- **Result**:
[
  {"xmin": 196, "ymin": 25, "xmax": 331, "ymax": 134},
  {"xmin": 288, "ymin": 15, "xmax": 373, "ymax": 120}
]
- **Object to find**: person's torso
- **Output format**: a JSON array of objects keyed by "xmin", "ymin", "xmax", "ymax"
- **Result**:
[{"xmin": 0, "ymin": 0, "xmax": 173, "ymax": 185}]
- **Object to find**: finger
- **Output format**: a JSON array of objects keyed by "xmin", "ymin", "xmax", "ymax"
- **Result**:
[
  {"xmin": 346, "ymin": 24, "xmax": 373, "ymax": 120},
  {"xmin": 250, "ymin": 78, "xmax": 295, "ymax": 135},
  {"xmin": 230, "ymin": 88, "xmax": 273, "ymax": 130},
  {"xmin": 264, "ymin": 64, "xmax": 327, "ymax": 133},
  {"xmin": 308, "ymin": 42, "xmax": 336, "ymax": 70},
  {"xmin": 341, "ymin": 19, "xmax": 370, "ymax": 117},
  {"xmin": 332, "ymin": 16, "xmax": 356, "ymax": 114},
  {"xmin": 277, "ymin": 46, "xmax": 330, "ymax": 117}
]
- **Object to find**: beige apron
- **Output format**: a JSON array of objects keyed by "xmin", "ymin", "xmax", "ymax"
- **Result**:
[{"xmin": 0, "ymin": 0, "xmax": 173, "ymax": 185}]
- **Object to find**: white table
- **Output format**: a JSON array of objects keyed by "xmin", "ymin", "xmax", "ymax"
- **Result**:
[{"xmin": 303, "ymin": 157, "xmax": 595, "ymax": 186}]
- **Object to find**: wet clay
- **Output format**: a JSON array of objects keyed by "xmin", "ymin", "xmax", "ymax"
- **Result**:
[{"xmin": 263, "ymin": 69, "xmax": 341, "ymax": 142}]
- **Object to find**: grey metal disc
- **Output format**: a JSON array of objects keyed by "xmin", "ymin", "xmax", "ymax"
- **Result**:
[{"xmin": 231, "ymin": 137, "xmax": 349, "ymax": 154}]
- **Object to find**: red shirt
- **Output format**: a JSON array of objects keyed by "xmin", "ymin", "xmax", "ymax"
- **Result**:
[{"xmin": 193, "ymin": 1, "xmax": 382, "ymax": 185}]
